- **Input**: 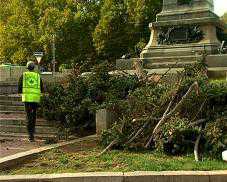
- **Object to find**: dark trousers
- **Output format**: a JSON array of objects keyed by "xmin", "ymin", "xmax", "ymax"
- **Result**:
[{"xmin": 24, "ymin": 102, "xmax": 38, "ymax": 140}]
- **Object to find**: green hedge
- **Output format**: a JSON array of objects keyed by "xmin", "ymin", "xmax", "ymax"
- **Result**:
[{"xmin": 41, "ymin": 63, "xmax": 227, "ymax": 158}]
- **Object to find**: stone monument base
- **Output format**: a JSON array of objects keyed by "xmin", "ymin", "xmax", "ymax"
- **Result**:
[
  {"xmin": 141, "ymin": 43, "xmax": 220, "ymax": 60},
  {"xmin": 116, "ymin": 54, "xmax": 227, "ymax": 79}
]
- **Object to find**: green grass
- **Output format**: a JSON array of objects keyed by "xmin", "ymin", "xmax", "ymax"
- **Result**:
[{"xmin": 0, "ymin": 147, "xmax": 227, "ymax": 175}]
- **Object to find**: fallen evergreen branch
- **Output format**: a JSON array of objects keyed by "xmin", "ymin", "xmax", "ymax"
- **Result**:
[
  {"xmin": 154, "ymin": 62, "xmax": 178, "ymax": 84},
  {"xmin": 134, "ymin": 59, "xmax": 146, "ymax": 80}
]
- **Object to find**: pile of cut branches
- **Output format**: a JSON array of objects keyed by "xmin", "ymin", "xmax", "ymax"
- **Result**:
[{"xmin": 100, "ymin": 60, "xmax": 227, "ymax": 160}]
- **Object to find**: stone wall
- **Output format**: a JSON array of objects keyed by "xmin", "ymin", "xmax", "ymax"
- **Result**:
[
  {"xmin": 0, "ymin": 66, "xmax": 70, "ymax": 94},
  {"xmin": 0, "ymin": 66, "xmax": 71, "ymax": 82},
  {"xmin": 96, "ymin": 109, "xmax": 116, "ymax": 136},
  {"xmin": 0, "ymin": 66, "xmax": 26, "ymax": 82}
]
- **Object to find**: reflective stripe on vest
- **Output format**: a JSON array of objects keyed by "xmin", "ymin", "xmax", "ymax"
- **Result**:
[{"xmin": 22, "ymin": 72, "xmax": 41, "ymax": 103}]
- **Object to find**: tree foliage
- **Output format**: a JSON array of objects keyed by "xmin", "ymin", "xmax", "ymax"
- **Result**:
[
  {"xmin": 0, "ymin": 0, "xmax": 162, "ymax": 68},
  {"xmin": 41, "ymin": 60, "xmax": 227, "ymax": 158},
  {"xmin": 0, "ymin": 0, "xmax": 100, "ymax": 65},
  {"xmin": 40, "ymin": 62, "xmax": 139, "ymax": 136},
  {"xmin": 93, "ymin": 0, "xmax": 162, "ymax": 61},
  {"xmin": 222, "ymin": 12, "xmax": 227, "ymax": 24},
  {"xmin": 98, "ymin": 62, "xmax": 227, "ymax": 158}
]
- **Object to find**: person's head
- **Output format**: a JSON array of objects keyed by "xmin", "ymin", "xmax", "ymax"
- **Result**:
[{"xmin": 26, "ymin": 61, "xmax": 35, "ymax": 71}]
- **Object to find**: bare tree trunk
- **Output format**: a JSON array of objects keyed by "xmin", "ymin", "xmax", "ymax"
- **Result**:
[
  {"xmin": 145, "ymin": 96, "xmax": 175, "ymax": 148},
  {"xmin": 98, "ymin": 140, "xmax": 117, "ymax": 156},
  {"xmin": 192, "ymin": 100, "xmax": 206, "ymax": 121},
  {"xmin": 126, "ymin": 121, "xmax": 150, "ymax": 144},
  {"xmin": 189, "ymin": 119, "xmax": 206, "ymax": 127},
  {"xmin": 194, "ymin": 131, "xmax": 202, "ymax": 162},
  {"xmin": 145, "ymin": 82, "xmax": 199, "ymax": 148}
]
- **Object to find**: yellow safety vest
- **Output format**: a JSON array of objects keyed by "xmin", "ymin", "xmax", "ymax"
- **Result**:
[{"xmin": 22, "ymin": 71, "xmax": 41, "ymax": 103}]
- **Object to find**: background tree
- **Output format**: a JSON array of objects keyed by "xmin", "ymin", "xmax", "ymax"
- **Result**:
[
  {"xmin": 0, "ymin": 0, "xmax": 162, "ymax": 70},
  {"xmin": 0, "ymin": 0, "xmax": 36, "ymax": 64},
  {"xmin": 93, "ymin": 0, "xmax": 162, "ymax": 62},
  {"xmin": 221, "ymin": 12, "xmax": 227, "ymax": 34},
  {"xmin": 222, "ymin": 12, "xmax": 227, "ymax": 23}
]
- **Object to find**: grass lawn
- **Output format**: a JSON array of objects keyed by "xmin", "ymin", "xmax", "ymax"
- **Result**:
[{"xmin": 1, "ymin": 144, "xmax": 227, "ymax": 175}]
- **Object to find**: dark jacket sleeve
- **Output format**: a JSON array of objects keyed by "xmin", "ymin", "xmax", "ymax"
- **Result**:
[{"xmin": 18, "ymin": 75, "xmax": 23, "ymax": 94}]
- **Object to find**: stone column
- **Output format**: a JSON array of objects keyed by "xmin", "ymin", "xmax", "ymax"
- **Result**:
[{"xmin": 96, "ymin": 109, "xmax": 116, "ymax": 136}]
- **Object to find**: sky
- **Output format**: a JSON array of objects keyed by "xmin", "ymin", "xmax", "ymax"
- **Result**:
[{"xmin": 214, "ymin": 0, "xmax": 227, "ymax": 16}]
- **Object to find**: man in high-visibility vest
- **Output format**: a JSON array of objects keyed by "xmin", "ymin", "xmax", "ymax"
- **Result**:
[{"xmin": 18, "ymin": 61, "xmax": 43, "ymax": 142}]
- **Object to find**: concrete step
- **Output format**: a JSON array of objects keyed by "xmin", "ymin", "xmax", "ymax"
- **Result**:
[
  {"xmin": 142, "ymin": 55, "xmax": 199, "ymax": 62},
  {"xmin": 0, "ymin": 95, "xmax": 21, "ymax": 102},
  {"xmin": 0, "ymin": 110, "xmax": 25, "ymax": 114},
  {"xmin": 0, "ymin": 100, "xmax": 23, "ymax": 106},
  {"xmin": 0, "ymin": 132, "xmax": 57, "ymax": 140},
  {"xmin": 0, "ymin": 82, "xmax": 18, "ymax": 85},
  {"xmin": 0, "ymin": 82, "xmax": 18, "ymax": 94},
  {"xmin": 141, "ymin": 44, "xmax": 208, "ymax": 57},
  {"xmin": 145, "ymin": 61, "xmax": 196, "ymax": 69},
  {"xmin": 0, "ymin": 124, "xmax": 58, "ymax": 134},
  {"xmin": 0, "ymin": 105, "xmax": 24, "ymax": 111},
  {"xmin": 0, "ymin": 118, "xmax": 55, "ymax": 127},
  {"xmin": 0, "ymin": 113, "xmax": 26, "ymax": 118}
]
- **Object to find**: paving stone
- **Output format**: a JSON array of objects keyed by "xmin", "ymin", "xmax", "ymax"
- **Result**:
[{"xmin": 0, "ymin": 139, "xmax": 46, "ymax": 158}]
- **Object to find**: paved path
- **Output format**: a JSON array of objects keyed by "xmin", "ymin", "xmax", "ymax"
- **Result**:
[
  {"xmin": 0, "ymin": 138, "xmax": 46, "ymax": 158},
  {"xmin": 0, "ymin": 94, "xmax": 59, "ymax": 159}
]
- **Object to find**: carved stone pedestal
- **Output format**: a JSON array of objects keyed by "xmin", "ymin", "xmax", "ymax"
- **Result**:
[
  {"xmin": 116, "ymin": 0, "xmax": 227, "ymax": 78},
  {"xmin": 140, "ymin": 0, "xmax": 226, "ymax": 69}
]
